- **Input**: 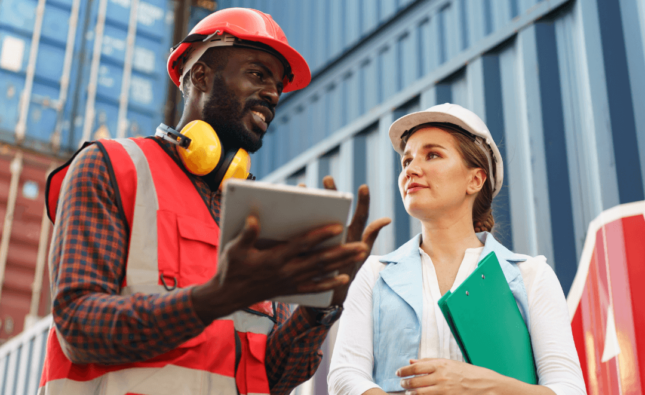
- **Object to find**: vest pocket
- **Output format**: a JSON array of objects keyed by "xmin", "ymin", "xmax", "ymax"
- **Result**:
[
  {"xmin": 235, "ymin": 331, "xmax": 270, "ymax": 395},
  {"xmin": 176, "ymin": 214, "xmax": 220, "ymax": 287},
  {"xmin": 246, "ymin": 333, "xmax": 270, "ymax": 393},
  {"xmin": 157, "ymin": 210, "xmax": 220, "ymax": 289}
]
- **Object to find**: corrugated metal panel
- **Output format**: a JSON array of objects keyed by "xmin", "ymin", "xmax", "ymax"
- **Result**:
[
  {"xmin": 0, "ymin": 145, "xmax": 54, "ymax": 343},
  {"xmin": 215, "ymin": 0, "xmax": 424, "ymax": 76},
  {"xmin": 0, "ymin": 0, "xmax": 174, "ymax": 157}
]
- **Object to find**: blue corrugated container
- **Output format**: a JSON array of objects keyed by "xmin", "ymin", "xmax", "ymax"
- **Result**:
[
  {"xmin": 0, "ymin": 0, "xmax": 174, "ymax": 157},
  {"xmin": 216, "ymin": 0, "xmax": 418, "ymax": 76}
]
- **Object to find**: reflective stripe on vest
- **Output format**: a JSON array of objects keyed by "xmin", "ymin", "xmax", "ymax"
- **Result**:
[
  {"xmin": 41, "ymin": 138, "xmax": 273, "ymax": 395},
  {"xmin": 38, "ymin": 365, "xmax": 237, "ymax": 395},
  {"xmin": 118, "ymin": 138, "xmax": 160, "ymax": 289}
]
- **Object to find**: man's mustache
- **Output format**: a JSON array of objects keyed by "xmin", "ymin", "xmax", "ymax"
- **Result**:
[{"xmin": 244, "ymin": 99, "xmax": 275, "ymax": 122}]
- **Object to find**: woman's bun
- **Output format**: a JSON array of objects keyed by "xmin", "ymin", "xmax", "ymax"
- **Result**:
[{"xmin": 474, "ymin": 210, "xmax": 495, "ymax": 233}]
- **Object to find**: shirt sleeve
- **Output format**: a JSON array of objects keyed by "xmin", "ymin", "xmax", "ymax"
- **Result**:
[
  {"xmin": 50, "ymin": 144, "xmax": 205, "ymax": 365},
  {"xmin": 328, "ymin": 257, "xmax": 382, "ymax": 395},
  {"xmin": 525, "ymin": 258, "xmax": 587, "ymax": 395},
  {"xmin": 266, "ymin": 302, "xmax": 337, "ymax": 395}
]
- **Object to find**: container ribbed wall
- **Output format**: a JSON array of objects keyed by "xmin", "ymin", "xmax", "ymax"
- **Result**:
[
  {"xmin": 0, "ymin": 0, "xmax": 174, "ymax": 157},
  {"xmin": 216, "ymin": 0, "xmax": 419, "ymax": 75}
]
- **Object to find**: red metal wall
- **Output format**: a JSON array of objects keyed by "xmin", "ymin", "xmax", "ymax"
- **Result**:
[
  {"xmin": 568, "ymin": 201, "xmax": 645, "ymax": 395},
  {"xmin": 0, "ymin": 144, "xmax": 56, "ymax": 342}
]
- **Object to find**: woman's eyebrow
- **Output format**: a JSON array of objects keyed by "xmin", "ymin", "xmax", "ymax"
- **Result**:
[
  {"xmin": 403, "ymin": 143, "xmax": 446, "ymax": 156},
  {"xmin": 422, "ymin": 143, "xmax": 446, "ymax": 150}
]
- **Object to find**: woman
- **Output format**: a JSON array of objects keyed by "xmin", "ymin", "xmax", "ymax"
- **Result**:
[{"xmin": 328, "ymin": 103, "xmax": 585, "ymax": 395}]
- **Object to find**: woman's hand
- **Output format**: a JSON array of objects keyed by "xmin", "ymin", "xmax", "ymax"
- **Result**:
[
  {"xmin": 397, "ymin": 358, "xmax": 496, "ymax": 395},
  {"xmin": 397, "ymin": 359, "xmax": 556, "ymax": 395}
]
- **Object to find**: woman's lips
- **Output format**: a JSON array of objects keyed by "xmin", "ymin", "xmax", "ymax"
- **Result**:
[
  {"xmin": 406, "ymin": 184, "xmax": 427, "ymax": 193},
  {"xmin": 407, "ymin": 186, "xmax": 426, "ymax": 193}
]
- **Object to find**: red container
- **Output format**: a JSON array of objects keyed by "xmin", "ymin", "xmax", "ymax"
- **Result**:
[
  {"xmin": 0, "ymin": 144, "xmax": 56, "ymax": 342},
  {"xmin": 568, "ymin": 201, "xmax": 645, "ymax": 395}
]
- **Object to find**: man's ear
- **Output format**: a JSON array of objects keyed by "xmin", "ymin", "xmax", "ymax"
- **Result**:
[
  {"xmin": 467, "ymin": 168, "xmax": 487, "ymax": 195},
  {"xmin": 189, "ymin": 61, "xmax": 211, "ymax": 93}
]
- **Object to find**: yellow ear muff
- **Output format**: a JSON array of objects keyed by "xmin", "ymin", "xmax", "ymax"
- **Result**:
[
  {"xmin": 220, "ymin": 149, "xmax": 251, "ymax": 187},
  {"xmin": 177, "ymin": 120, "xmax": 222, "ymax": 176}
]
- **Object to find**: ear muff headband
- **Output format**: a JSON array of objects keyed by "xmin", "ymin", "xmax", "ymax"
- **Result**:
[
  {"xmin": 204, "ymin": 149, "xmax": 249, "ymax": 189},
  {"xmin": 155, "ymin": 121, "xmax": 254, "ymax": 188}
]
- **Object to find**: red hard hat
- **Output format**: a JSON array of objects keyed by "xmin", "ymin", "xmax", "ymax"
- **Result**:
[{"xmin": 168, "ymin": 8, "xmax": 311, "ymax": 93}]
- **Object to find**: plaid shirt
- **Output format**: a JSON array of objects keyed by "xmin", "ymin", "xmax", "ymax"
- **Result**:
[{"xmin": 49, "ymin": 136, "xmax": 339, "ymax": 395}]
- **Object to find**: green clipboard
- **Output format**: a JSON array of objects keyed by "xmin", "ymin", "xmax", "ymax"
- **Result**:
[{"xmin": 437, "ymin": 252, "xmax": 537, "ymax": 384}]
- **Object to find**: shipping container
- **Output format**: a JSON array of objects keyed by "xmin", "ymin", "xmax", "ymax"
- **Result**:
[
  {"xmin": 0, "ymin": 0, "xmax": 175, "ymax": 157},
  {"xmin": 0, "ymin": 145, "xmax": 55, "ymax": 345},
  {"xmin": 216, "ymin": 0, "xmax": 419, "ymax": 75}
]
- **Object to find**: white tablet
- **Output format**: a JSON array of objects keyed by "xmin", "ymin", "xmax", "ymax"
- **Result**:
[{"xmin": 218, "ymin": 179, "xmax": 354, "ymax": 307}]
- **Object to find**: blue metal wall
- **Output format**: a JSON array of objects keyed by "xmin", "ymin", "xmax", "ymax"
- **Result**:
[
  {"xmin": 0, "ymin": 0, "xmax": 174, "ymax": 157},
  {"xmin": 216, "ymin": 0, "xmax": 419, "ymax": 75}
]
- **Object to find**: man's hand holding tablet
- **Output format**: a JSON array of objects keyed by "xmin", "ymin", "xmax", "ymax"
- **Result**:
[{"xmin": 190, "ymin": 177, "xmax": 390, "ymax": 325}]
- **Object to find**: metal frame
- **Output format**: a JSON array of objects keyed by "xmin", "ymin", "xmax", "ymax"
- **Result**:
[
  {"xmin": 80, "ymin": 0, "xmax": 110, "ymax": 145},
  {"xmin": 117, "ymin": 0, "xmax": 140, "ymax": 139},
  {"xmin": 26, "ymin": 162, "xmax": 57, "ymax": 329},
  {"xmin": 52, "ymin": 0, "xmax": 83, "ymax": 151},
  {"xmin": 14, "ymin": 0, "xmax": 47, "ymax": 143},
  {"xmin": 0, "ymin": 152, "xmax": 23, "ymax": 305}
]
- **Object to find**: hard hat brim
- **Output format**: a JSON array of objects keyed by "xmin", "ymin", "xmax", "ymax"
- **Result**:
[
  {"xmin": 168, "ymin": 32, "xmax": 310, "ymax": 93},
  {"xmin": 389, "ymin": 111, "xmax": 484, "ymax": 154}
]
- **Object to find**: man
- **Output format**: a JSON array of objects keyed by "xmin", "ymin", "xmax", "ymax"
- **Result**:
[{"xmin": 39, "ymin": 8, "xmax": 390, "ymax": 395}]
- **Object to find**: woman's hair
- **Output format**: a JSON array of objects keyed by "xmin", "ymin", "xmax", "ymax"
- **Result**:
[{"xmin": 402, "ymin": 124, "xmax": 496, "ymax": 232}]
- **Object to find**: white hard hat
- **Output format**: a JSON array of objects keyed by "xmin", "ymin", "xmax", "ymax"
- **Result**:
[{"xmin": 388, "ymin": 103, "xmax": 504, "ymax": 197}]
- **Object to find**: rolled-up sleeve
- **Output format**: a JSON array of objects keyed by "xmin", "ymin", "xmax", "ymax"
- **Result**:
[{"xmin": 267, "ymin": 303, "xmax": 340, "ymax": 395}]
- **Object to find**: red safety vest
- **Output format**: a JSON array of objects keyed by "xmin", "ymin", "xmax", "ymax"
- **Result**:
[{"xmin": 40, "ymin": 137, "xmax": 274, "ymax": 395}]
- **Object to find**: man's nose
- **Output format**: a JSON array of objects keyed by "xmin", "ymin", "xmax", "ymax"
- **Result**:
[{"xmin": 260, "ymin": 82, "xmax": 280, "ymax": 106}]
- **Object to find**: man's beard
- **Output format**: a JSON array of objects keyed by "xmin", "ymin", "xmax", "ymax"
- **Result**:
[{"xmin": 201, "ymin": 74, "xmax": 271, "ymax": 153}]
